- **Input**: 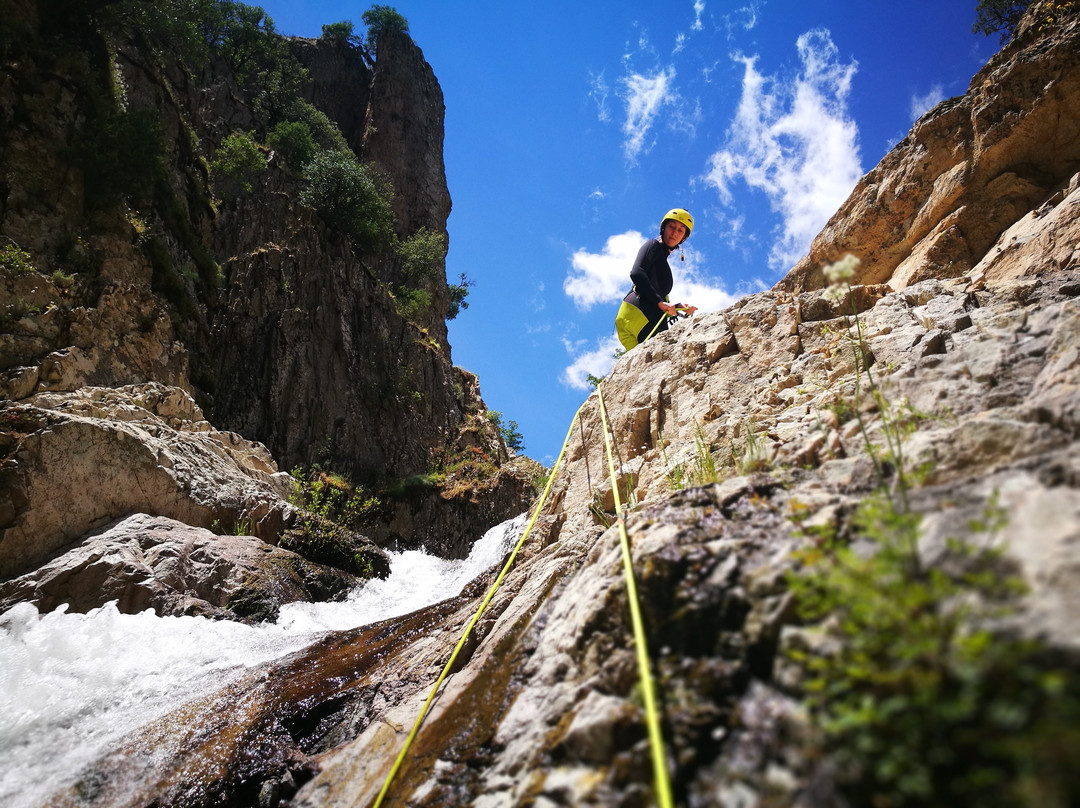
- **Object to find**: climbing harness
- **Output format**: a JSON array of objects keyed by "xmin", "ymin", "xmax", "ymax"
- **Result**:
[
  {"xmin": 595, "ymin": 383, "xmax": 675, "ymax": 808},
  {"xmin": 373, "ymin": 380, "xmax": 677, "ymax": 807}
]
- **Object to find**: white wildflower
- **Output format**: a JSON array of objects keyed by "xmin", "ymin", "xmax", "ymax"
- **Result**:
[{"xmin": 823, "ymin": 254, "xmax": 861, "ymax": 285}]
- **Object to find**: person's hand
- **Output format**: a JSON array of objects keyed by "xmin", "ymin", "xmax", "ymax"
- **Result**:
[
  {"xmin": 679, "ymin": 304, "xmax": 698, "ymax": 316},
  {"xmin": 659, "ymin": 302, "xmax": 679, "ymax": 316}
]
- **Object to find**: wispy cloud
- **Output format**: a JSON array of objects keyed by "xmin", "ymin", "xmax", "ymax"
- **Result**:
[
  {"xmin": 589, "ymin": 70, "xmax": 611, "ymax": 123},
  {"xmin": 562, "ymin": 334, "xmax": 623, "ymax": 391},
  {"xmin": 692, "ymin": 0, "xmax": 705, "ymax": 31},
  {"xmin": 703, "ymin": 29, "xmax": 863, "ymax": 271},
  {"xmin": 910, "ymin": 83, "xmax": 945, "ymax": 121},
  {"xmin": 620, "ymin": 66, "xmax": 677, "ymax": 162},
  {"xmin": 722, "ymin": 1, "xmax": 761, "ymax": 37}
]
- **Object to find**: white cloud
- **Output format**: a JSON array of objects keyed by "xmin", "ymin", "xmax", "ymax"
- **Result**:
[
  {"xmin": 562, "ymin": 334, "xmax": 623, "ymax": 391},
  {"xmin": 703, "ymin": 29, "xmax": 862, "ymax": 271},
  {"xmin": 723, "ymin": 1, "xmax": 760, "ymax": 36},
  {"xmin": 692, "ymin": 0, "xmax": 705, "ymax": 31},
  {"xmin": 589, "ymin": 70, "xmax": 611, "ymax": 123},
  {"xmin": 564, "ymin": 233, "xmax": 737, "ymax": 314},
  {"xmin": 910, "ymin": 83, "xmax": 945, "ymax": 122},
  {"xmin": 620, "ymin": 66, "xmax": 677, "ymax": 162},
  {"xmin": 672, "ymin": 271, "xmax": 739, "ymax": 313},
  {"xmin": 564, "ymin": 230, "xmax": 644, "ymax": 311}
]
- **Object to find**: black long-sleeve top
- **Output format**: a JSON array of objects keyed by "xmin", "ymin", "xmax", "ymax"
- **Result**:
[{"xmin": 624, "ymin": 238, "xmax": 675, "ymax": 329}]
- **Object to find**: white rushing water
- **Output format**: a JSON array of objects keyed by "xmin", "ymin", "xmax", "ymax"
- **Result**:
[{"xmin": 0, "ymin": 513, "xmax": 526, "ymax": 808}]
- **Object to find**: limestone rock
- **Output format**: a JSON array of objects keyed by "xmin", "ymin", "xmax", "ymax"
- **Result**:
[
  {"xmin": 0, "ymin": 383, "xmax": 291, "ymax": 579},
  {"xmin": 777, "ymin": 18, "xmax": 1080, "ymax": 293},
  {"xmin": 0, "ymin": 513, "xmax": 361, "ymax": 622}
]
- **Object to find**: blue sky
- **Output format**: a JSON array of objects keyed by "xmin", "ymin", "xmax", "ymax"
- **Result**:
[{"xmin": 258, "ymin": 0, "xmax": 996, "ymax": 465}]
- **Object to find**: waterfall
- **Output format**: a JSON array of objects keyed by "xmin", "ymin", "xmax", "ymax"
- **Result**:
[{"xmin": 0, "ymin": 513, "xmax": 526, "ymax": 808}]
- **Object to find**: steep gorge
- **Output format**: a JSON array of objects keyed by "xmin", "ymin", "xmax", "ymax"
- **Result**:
[
  {"xmin": 2, "ymin": 4, "xmax": 1080, "ymax": 808},
  {"xmin": 0, "ymin": 0, "xmax": 538, "ymax": 599}
]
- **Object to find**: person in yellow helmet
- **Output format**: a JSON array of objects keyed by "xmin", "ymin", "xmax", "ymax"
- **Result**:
[{"xmin": 615, "ymin": 208, "xmax": 699, "ymax": 351}]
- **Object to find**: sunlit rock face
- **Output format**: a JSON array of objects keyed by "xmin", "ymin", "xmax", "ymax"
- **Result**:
[
  {"xmin": 37, "ymin": 16, "xmax": 1080, "ymax": 805},
  {"xmin": 776, "ymin": 17, "xmax": 1080, "ymax": 294},
  {"xmin": 4, "ymin": 8, "xmax": 1080, "ymax": 808},
  {"xmin": 0, "ymin": 2, "xmax": 537, "ymax": 601}
]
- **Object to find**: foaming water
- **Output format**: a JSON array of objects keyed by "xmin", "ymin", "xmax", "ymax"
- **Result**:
[{"xmin": 0, "ymin": 514, "xmax": 525, "ymax": 808}]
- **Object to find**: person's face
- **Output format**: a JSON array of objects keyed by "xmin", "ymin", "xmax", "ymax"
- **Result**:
[{"xmin": 662, "ymin": 220, "xmax": 687, "ymax": 248}]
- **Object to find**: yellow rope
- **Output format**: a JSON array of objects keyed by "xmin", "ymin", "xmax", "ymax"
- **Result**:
[
  {"xmin": 595, "ymin": 384, "xmax": 674, "ymax": 808},
  {"xmin": 642, "ymin": 305, "xmax": 693, "ymax": 345},
  {"xmin": 372, "ymin": 401, "xmax": 587, "ymax": 808}
]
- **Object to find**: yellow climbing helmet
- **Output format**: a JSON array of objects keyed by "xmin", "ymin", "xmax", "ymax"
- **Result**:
[{"xmin": 660, "ymin": 208, "xmax": 694, "ymax": 241}]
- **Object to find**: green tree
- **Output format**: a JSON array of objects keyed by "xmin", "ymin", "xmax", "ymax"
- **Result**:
[
  {"xmin": 487, "ymin": 410, "xmax": 525, "ymax": 453},
  {"xmin": 281, "ymin": 99, "xmax": 351, "ymax": 153},
  {"xmin": 211, "ymin": 131, "xmax": 266, "ymax": 192},
  {"xmin": 361, "ymin": 5, "xmax": 409, "ymax": 53},
  {"xmin": 267, "ymin": 120, "xmax": 316, "ymax": 170},
  {"xmin": 397, "ymin": 227, "xmax": 445, "ymax": 284},
  {"xmin": 447, "ymin": 272, "xmax": 474, "ymax": 320},
  {"xmin": 299, "ymin": 150, "xmax": 394, "ymax": 250},
  {"xmin": 320, "ymin": 20, "xmax": 356, "ymax": 43},
  {"xmin": 972, "ymin": 0, "xmax": 1032, "ymax": 42}
]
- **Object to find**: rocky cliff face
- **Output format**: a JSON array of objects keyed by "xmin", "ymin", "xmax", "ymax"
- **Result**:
[
  {"xmin": 36, "ymin": 16, "xmax": 1080, "ymax": 808},
  {"xmin": 777, "ymin": 13, "xmax": 1080, "ymax": 294},
  {"xmin": 0, "ymin": 0, "xmax": 540, "ymax": 600}
]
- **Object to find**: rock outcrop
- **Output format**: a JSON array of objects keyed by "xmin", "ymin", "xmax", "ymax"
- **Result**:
[
  {"xmin": 0, "ymin": 513, "xmax": 373, "ymax": 622},
  {"xmin": 0, "ymin": 0, "xmax": 538, "ymax": 608},
  {"xmin": 777, "ymin": 17, "xmax": 1080, "ymax": 294},
  {"xmin": 38, "ymin": 15, "xmax": 1080, "ymax": 808}
]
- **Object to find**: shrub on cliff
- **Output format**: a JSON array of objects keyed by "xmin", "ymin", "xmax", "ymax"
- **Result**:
[
  {"xmin": 211, "ymin": 131, "xmax": 266, "ymax": 193},
  {"xmin": 279, "ymin": 99, "xmax": 351, "ymax": 154},
  {"xmin": 299, "ymin": 150, "xmax": 394, "ymax": 250},
  {"xmin": 267, "ymin": 121, "xmax": 316, "ymax": 170},
  {"xmin": 361, "ymin": 6, "xmax": 409, "ymax": 52}
]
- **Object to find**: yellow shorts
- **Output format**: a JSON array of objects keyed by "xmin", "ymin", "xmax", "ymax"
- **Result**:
[{"xmin": 615, "ymin": 300, "xmax": 651, "ymax": 351}]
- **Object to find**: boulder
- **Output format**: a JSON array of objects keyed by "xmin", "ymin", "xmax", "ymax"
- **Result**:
[{"xmin": 0, "ymin": 513, "xmax": 364, "ymax": 622}]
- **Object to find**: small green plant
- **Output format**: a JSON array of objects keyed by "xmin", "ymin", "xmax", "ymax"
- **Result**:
[
  {"xmin": 689, "ymin": 426, "xmax": 720, "ymax": 484},
  {"xmin": 822, "ymin": 255, "xmax": 931, "ymax": 508},
  {"xmin": 211, "ymin": 131, "xmax": 266, "ymax": 193},
  {"xmin": 447, "ymin": 272, "xmax": 474, "ymax": 320},
  {"xmin": 733, "ymin": 418, "xmax": 770, "ymax": 475},
  {"xmin": 787, "ymin": 494, "xmax": 1080, "ymax": 807},
  {"xmin": 660, "ymin": 441, "xmax": 685, "ymax": 492},
  {"xmin": 0, "ymin": 244, "xmax": 35, "ymax": 274},
  {"xmin": 50, "ymin": 270, "xmax": 75, "ymax": 291},
  {"xmin": 531, "ymin": 471, "xmax": 551, "ymax": 496},
  {"xmin": 285, "ymin": 467, "xmax": 384, "ymax": 575}
]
